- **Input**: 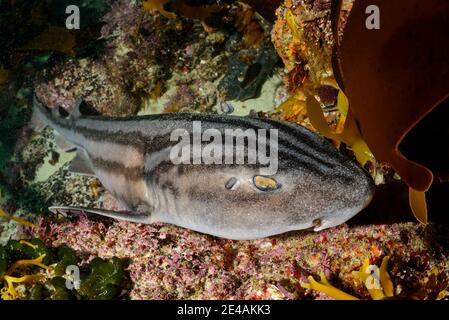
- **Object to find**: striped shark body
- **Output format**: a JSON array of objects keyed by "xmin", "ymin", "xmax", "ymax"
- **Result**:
[{"xmin": 31, "ymin": 95, "xmax": 374, "ymax": 240}]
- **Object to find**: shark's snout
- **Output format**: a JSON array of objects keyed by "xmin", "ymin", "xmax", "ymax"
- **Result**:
[{"xmin": 313, "ymin": 165, "xmax": 375, "ymax": 232}]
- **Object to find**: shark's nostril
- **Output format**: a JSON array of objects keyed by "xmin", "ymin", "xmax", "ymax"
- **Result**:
[{"xmin": 312, "ymin": 218, "xmax": 322, "ymax": 229}]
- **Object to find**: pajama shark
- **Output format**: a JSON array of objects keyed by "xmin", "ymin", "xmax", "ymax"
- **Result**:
[{"xmin": 31, "ymin": 95, "xmax": 374, "ymax": 240}]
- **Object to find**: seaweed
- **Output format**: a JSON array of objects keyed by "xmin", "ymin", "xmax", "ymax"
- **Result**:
[
  {"xmin": 47, "ymin": 277, "xmax": 75, "ymax": 300},
  {"xmin": 5, "ymin": 238, "xmax": 55, "ymax": 265},
  {"xmin": 54, "ymin": 246, "xmax": 78, "ymax": 276},
  {"xmin": 332, "ymin": 0, "xmax": 449, "ymax": 223},
  {"xmin": 0, "ymin": 238, "xmax": 125, "ymax": 300},
  {"xmin": 77, "ymin": 257, "xmax": 124, "ymax": 300}
]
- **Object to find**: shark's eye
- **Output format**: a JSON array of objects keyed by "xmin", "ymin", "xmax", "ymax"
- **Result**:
[
  {"xmin": 252, "ymin": 175, "xmax": 281, "ymax": 192},
  {"xmin": 225, "ymin": 177, "xmax": 239, "ymax": 190}
]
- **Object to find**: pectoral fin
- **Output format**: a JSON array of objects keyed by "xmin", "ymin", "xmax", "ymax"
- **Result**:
[
  {"xmin": 68, "ymin": 152, "xmax": 95, "ymax": 176},
  {"xmin": 48, "ymin": 206, "xmax": 151, "ymax": 224}
]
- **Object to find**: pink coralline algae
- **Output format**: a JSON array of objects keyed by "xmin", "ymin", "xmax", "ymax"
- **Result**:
[{"xmin": 30, "ymin": 215, "xmax": 449, "ymax": 300}]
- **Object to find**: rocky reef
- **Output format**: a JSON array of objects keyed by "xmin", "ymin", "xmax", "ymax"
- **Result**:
[{"xmin": 28, "ymin": 215, "xmax": 449, "ymax": 300}]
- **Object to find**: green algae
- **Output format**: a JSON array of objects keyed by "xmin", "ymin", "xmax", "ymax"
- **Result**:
[
  {"xmin": 77, "ymin": 257, "xmax": 124, "ymax": 300},
  {"xmin": 0, "ymin": 239, "xmax": 125, "ymax": 300},
  {"xmin": 5, "ymin": 238, "xmax": 55, "ymax": 265}
]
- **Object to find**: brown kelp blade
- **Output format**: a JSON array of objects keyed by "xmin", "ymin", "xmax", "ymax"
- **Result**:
[
  {"xmin": 332, "ymin": 0, "xmax": 449, "ymax": 223},
  {"xmin": 409, "ymin": 188, "xmax": 428, "ymax": 225}
]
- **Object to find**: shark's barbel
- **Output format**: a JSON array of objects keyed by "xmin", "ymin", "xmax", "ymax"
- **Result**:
[{"xmin": 31, "ymin": 95, "xmax": 374, "ymax": 240}]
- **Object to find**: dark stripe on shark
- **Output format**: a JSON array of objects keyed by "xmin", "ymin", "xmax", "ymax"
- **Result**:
[
  {"xmin": 89, "ymin": 156, "xmax": 144, "ymax": 181},
  {"xmin": 74, "ymin": 118, "xmax": 340, "ymax": 174},
  {"xmin": 75, "ymin": 126, "xmax": 147, "ymax": 151},
  {"xmin": 87, "ymin": 148, "xmax": 194, "ymax": 182}
]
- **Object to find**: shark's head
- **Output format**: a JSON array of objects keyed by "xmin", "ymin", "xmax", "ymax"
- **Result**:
[{"xmin": 305, "ymin": 158, "xmax": 375, "ymax": 232}]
